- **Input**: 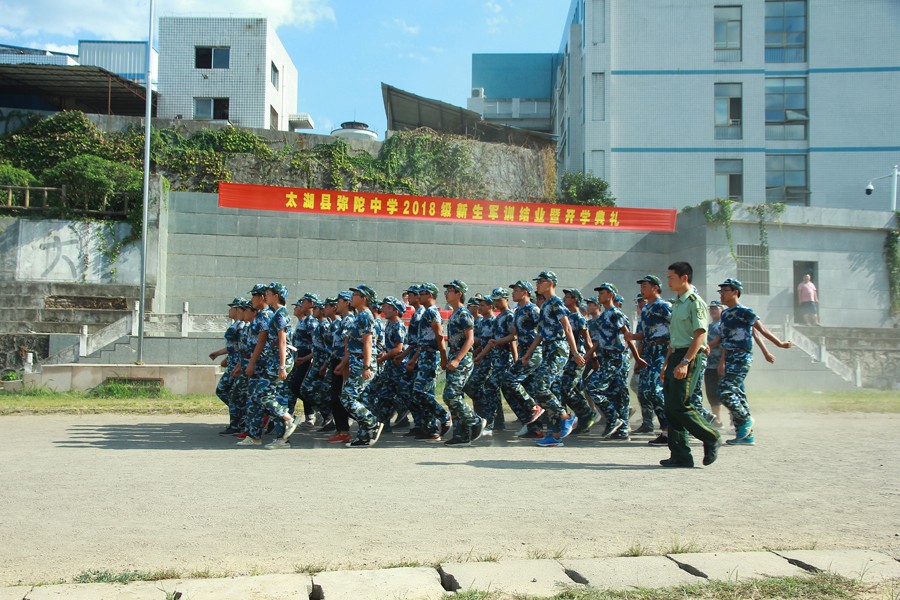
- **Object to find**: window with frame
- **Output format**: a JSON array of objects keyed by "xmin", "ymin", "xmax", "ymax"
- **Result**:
[
  {"xmin": 195, "ymin": 46, "xmax": 230, "ymax": 69},
  {"xmin": 714, "ymin": 6, "xmax": 742, "ymax": 62},
  {"xmin": 766, "ymin": 154, "xmax": 809, "ymax": 205},
  {"xmin": 715, "ymin": 159, "xmax": 743, "ymax": 201},
  {"xmin": 270, "ymin": 62, "xmax": 279, "ymax": 89},
  {"xmin": 714, "ymin": 83, "xmax": 742, "ymax": 140},
  {"xmin": 765, "ymin": 0, "xmax": 806, "ymax": 63},
  {"xmin": 270, "ymin": 106, "xmax": 279, "ymax": 130},
  {"xmin": 766, "ymin": 77, "xmax": 807, "ymax": 140},
  {"xmin": 736, "ymin": 244, "xmax": 770, "ymax": 295},
  {"xmin": 194, "ymin": 97, "xmax": 229, "ymax": 120}
]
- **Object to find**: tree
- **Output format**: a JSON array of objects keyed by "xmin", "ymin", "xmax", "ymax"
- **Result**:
[{"xmin": 559, "ymin": 171, "xmax": 616, "ymax": 207}]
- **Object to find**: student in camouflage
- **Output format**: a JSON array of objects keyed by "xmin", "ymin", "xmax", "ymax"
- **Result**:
[
  {"xmin": 240, "ymin": 282, "xmax": 299, "ymax": 448},
  {"xmin": 398, "ymin": 285, "xmax": 425, "ymax": 435},
  {"xmin": 326, "ymin": 291, "xmax": 354, "ymax": 444},
  {"xmin": 300, "ymin": 299, "xmax": 333, "ymax": 427},
  {"xmin": 364, "ymin": 296, "xmax": 408, "ymax": 431},
  {"xmin": 559, "ymin": 288, "xmax": 597, "ymax": 434},
  {"xmin": 466, "ymin": 295, "xmax": 496, "ymax": 431},
  {"xmin": 474, "ymin": 288, "xmax": 515, "ymax": 432},
  {"xmin": 413, "ymin": 282, "xmax": 453, "ymax": 441},
  {"xmin": 703, "ymin": 300, "xmax": 725, "ymax": 426},
  {"xmin": 210, "ymin": 297, "xmax": 248, "ymax": 434},
  {"xmin": 501, "ymin": 280, "xmax": 545, "ymax": 436},
  {"xmin": 715, "ymin": 278, "xmax": 792, "ymax": 446},
  {"xmin": 341, "ymin": 285, "xmax": 385, "ymax": 448},
  {"xmin": 520, "ymin": 271, "xmax": 583, "ymax": 447},
  {"xmin": 584, "ymin": 283, "xmax": 647, "ymax": 440},
  {"xmin": 229, "ymin": 299, "xmax": 256, "ymax": 437},
  {"xmin": 288, "ymin": 293, "xmax": 320, "ymax": 425},
  {"xmin": 626, "ymin": 275, "xmax": 672, "ymax": 446},
  {"xmin": 440, "ymin": 280, "xmax": 487, "ymax": 446}
]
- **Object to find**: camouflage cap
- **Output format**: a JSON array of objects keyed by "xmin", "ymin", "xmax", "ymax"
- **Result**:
[
  {"xmin": 443, "ymin": 279, "xmax": 469, "ymax": 294},
  {"xmin": 302, "ymin": 292, "xmax": 321, "ymax": 303},
  {"xmin": 228, "ymin": 296, "xmax": 247, "ymax": 307},
  {"xmin": 709, "ymin": 299, "xmax": 724, "ymax": 307},
  {"xmin": 324, "ymin": 296, "xmax": 339, "ymax": 306},
  {"xmin": 562, "ymin": 288, "xmax": 583, "ymax": 301},
  {"xmin": 350, "ymin": 284, "xmax": 377, "ymax": 304},
  {"xmin": 267, "ymin": 281, "xmax": 289, "ymax": 300},
  {"xmin": 238, "ymin": 298, "xmax": 254, "ymax": 310},
  {"xmin": 614, "ymin": 294, "xmax": 625, "ymax": 305},
  {"xmin": 406, "ymin": 284, "xmax": 421, "ymax": 294},
  {"xmin": 718, "ymin": 277, "xmax": 743, "ymax": 291},
  {"xmin": 418, "ymin": 282, "xmax": 439, "ymax": 296},
  {"xmin": 586, "ymin": 296, "xmax": 599, "ymax": 305},
  {"xmin": 248, "ymin": 283, "xmax": 268, "ymax": 296},
  {"xmin": 337, "ymin": 291, "xmax": 353, "ymax": 302},
  {"xmin": 381, "ymin": 296, "xmax": 405, "ymax": 314},
  {"xmin": 594, "ymin": 282, "xmax": 618, "ymax": 294},
  {"xmin": 466, "ymin": 296, "xmax": 481, "ymax": 307},
  {"xmin": 636, "ymin": 274, "xmax": 662, "ymax": 287},
  {"xmin": 490, "ymin": 287, "xmax": 510, "ymax": 300},
  {"xmin": 533, "ymin": 270, "xmax": 558, "ymax": 284},
  {"xmin": 509, "ymin": 279, "xmax": 534, "ymax": 293}
]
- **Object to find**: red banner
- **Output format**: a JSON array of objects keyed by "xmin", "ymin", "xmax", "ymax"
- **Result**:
[{"xmin": 218, "ymin": 183, "xmax": 677, "ymax": 232}]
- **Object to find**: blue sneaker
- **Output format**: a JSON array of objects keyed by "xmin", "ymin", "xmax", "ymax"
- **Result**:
[
  {"xmin": 734, "ymin": 418, "xmax": 754, "ymax": 440},
  {"xmin": 726, "ymin": 434, "xmax": 755, "ymax": 446},
  {"xmin": 560, "ymin": 414, "xmax": 578, "ymax": 438},
  {"xmin": 536, "ymin": 434, "xmax": 563, "ymax": 447}
]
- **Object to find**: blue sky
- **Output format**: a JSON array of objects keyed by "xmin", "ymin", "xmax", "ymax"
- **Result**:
[{"xmin": 1, "ymin": 0, "xmax": 569, "ymax": 138}]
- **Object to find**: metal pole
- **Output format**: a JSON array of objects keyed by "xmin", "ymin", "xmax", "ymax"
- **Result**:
[
  {"xmin": 137, "ymin": 0, "xmax": 155, "ymax": 365},
  {"xmin": 892, "ymin": 165, "xmax": 898, "ymax": 213}
]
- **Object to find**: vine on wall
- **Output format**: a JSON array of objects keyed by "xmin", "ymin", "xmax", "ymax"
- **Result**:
[
  {"xmin": 690, "ymin": 198, "xmax": 785, "ymax": 263},
  {"xmin": 886, "ymin": 212, "xmax": 900, "ymax": 317}
]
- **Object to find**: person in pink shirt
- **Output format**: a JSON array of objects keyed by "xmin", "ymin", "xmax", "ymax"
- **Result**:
[{"xmin": 797, "ymin": 274, "xmax": 819, "ymax": 325}]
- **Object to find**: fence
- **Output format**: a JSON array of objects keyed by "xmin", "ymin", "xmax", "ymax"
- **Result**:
[{"xmin": 0, "ymin": 184, "xmax": 130, "ymax": 219}]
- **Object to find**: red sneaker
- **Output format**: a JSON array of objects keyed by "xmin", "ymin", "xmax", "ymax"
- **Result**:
[
  {"xmin": 236, "ymin": 432, "xmax": 249, "ymax": 439},
  {"xmin": 519, "ymin": 430, "xmax": 544, "ymax": 439},
  {"xmin": 327, "ymin": 432, "xmax": 351, "ymax": 443}
]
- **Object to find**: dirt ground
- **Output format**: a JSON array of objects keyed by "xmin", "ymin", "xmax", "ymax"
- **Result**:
[{"xmin": 1, "ymin": 409, "xmax": 898, "ymax": 586}]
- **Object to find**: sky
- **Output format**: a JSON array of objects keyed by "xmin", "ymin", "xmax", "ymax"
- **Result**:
[{"xmin": 0, "ymin": 0, "xmax": 570, "ymax": 138}]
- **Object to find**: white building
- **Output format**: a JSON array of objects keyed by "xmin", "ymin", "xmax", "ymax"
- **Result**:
[
  {"xmin": 472, "ymin": 0, "xmax": 900, "ymax": 211},
  {"xmin": 157, "ymin": 17, "xmax": 297, "ymax": 130},
  {"xmin": 78, "ymin": 41, "xmax": 157, "ymax": 88}
]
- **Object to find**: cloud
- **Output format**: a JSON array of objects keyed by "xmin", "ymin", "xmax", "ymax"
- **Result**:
[
  {"xmin": 0, "ymin": 0, "xmax": 335, "ymax": 42},
  {"xmin": 389, "ymin": 17, "xmax": 420, "ymax": 36},
  {"xmin": 486, "ymin": 16, "xmax": 508, "ymax": 34},
  {"xmin": 429, "ymin": 46, "xmax": 444, "ymax": 54},
  {"xmin": 485, "ymin": 1, "xmax": 502, "ymax": 14},
  {"xmin": 42, "ymin": 43, "xmax": 79, "ymax": 54},
  {"xmin": 397, "ymin": 52, "xmax": 428, "ymax": 64}
]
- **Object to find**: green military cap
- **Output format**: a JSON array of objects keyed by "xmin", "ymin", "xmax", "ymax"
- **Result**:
[{"xmin": 443, "ymin": 279, "xmax": 468, "ymax": 294}]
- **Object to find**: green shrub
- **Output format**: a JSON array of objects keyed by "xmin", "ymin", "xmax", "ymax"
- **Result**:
[
  {"xmin": 559, "ymin": 171, "xmax": 616, "ymax": 207},
  {"xmin": 0, "ymin": 163, "xmax": 38, "ymax": 187},
  {"xmin": 0, "ymin": 111, "xmax": 104, "ymax": 174},
  {"xmin": 42, "ymin": 154, "xmax": 142, "ymax": 216}
]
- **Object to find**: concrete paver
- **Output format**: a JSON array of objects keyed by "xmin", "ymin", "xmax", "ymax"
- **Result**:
[
  {"xmin": 0, "ymin": 574, "xmax": 312, "ymax": 600},
  {"xmin": 666, "ymin": 551, "xmax": 810, "ymax": 581},
  {"xmin": 439, "ymin": 559, "xmax": 581, "ymax": 597},
  {"xmin": 774, "ymin": 549, "xmax": 900, "ymax": 582},
  {"xmin": 561, "ymin": 556, "xmax": 706, "ymax": 590},
  {"xmin": 311, "ymin": 567, "xmax": 445, "ymax": 600}
]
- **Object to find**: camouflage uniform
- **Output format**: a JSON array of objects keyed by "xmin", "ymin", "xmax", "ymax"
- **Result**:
[
  {"xmin": 247, "ymin": 306, "xmax": 293, "ymax": 439},
  {"xmin": 341, "ymin": 307, "xmax": 380, "ymax": 441},
  {"xmin": 365, "ymin": 318, "xmax": 408, "ymax": 423},
  {"xmin": 556, "ymin": 307, "xmax": 594, "ymax": 422},
  {"xmin": 404, "ymin": 304, "xmax": 426, "ymax": 428},
  {"xmin": 227, "ymin": 318, "xmax": 253, "ymax": 429},
  {"xmin": 704, "ymin": 318, "xmax": 723, "ymax": 409},
  {"xmin": 585, "ymin": 306, "xmax": 631, "ymax": 431},
  {"xmin": 637, "ymin": 298, "xmax": 672, "ymax": 430},
  {"xmin": 482, "ymin": 307, "xmax": 514, "ymax": 429},
  {"xmin": 465, "ymin": 312, "xmax": 494, "ymax": 422},
  {"xmin": 521, "ymin": 295, "xmax": 572, "ymax": 434},
  {"xmin": 372, "ymin": 314, "xmax": 386, "ymax": 376},
  {"xmin": 443, "ymin": 305, "xmax": 480, "ymax": 441},
  {"xmin": 287, "ymin": 311, "xmax": 318, "ymax": 415},
  {"xmin": 300, "ymin": 314, "xmax": 334, "ymax": 420},
  {"xmin": 717, "ymin": 304, "xmax": 757, "ymax": 427},
  {"xmin": 500, "ymin": 300, "xmax": 541, "ymax": 423},
  {"xmin": 414, "ymin": 304, "xmax": 451, "ymax": 435},
  {"xmin": 215, "ymin": 318, "xmax": 244, "ymax": 407}
]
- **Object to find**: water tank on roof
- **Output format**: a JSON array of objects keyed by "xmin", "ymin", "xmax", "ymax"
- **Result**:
[{"xmin": 331, "ymin": 121, "xmax": 377, "ymax": 141}]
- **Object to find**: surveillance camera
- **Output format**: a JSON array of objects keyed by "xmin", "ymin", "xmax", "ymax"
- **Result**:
[{"xmin": 865, "ymin": 183, "xmax": 874, "ymax": 195}]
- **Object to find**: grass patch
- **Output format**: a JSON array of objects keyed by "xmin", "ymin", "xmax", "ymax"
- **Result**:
[
  {"xmin": 295, "ymin": 562, "xmax": 332, "ymax": 574},
  {"xmin": 662, "ymin": 538, "xmax": 700, "ymax": 555},
  {"xmin": 526, "ymin": 547, "xmax": 568, "ymax": 560},
  {"xmin": 73, "ymin": 569, "xmax": 181, "ymax": 584},
  {"xmin": 441, "ymin": 572, "xmax": 873, "ymax": 599},
  {"xmin": 750, "ymin": 389, "xmax": 900, "ymax": 414},
  {"xmin": 0, "ymin": 388, "xmax": 223, "ymax": 415},
  {"xmin": 621, "ymin": 543, "xmax": 650, "ymax": 557}
]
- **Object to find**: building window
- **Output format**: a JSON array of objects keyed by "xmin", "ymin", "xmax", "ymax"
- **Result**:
[
  {"xmin": 715, "ymin": 159, "xmax": 743, "ymax": 201},
  {"xmin": 591, "ymin": 73, "xmax": 605, "ymax": 121},
  {"xmin": 714, "ymin": 6, "xmax": 742, "ymax": 62},
  {"xmin": 270, "ymin": 62, "xmax": 279, "ymax": 90},
  {"xmin": 591, "ymin": 0, "xmax": 605, "ymax": 43},
  {"xmin": 765, "ymin": 0, "xmax": 806, "ymax": 63},
  {"xmin": 765, "ymin": 77, "xmax": 807, "ymax": 140},
  {"xmin": 714, "ymin": 83, "xmax": 742, "ymax": 140},
  {"xmin": 736, "ymin": 244, "xmax": 770, "ymax": 295},
  {"xmin": 270, "ymin": 106, "xmax": 279, "ymax": 130},
  {"xmin": 766, "ymin": 154, "xmax": 809, "ymax": 205},
  {"xmin": 195, "ymin": 47, "xmax": 230, "ymax": 69},
  {"xmin": 194, "ymin": 97, "xmax": 229, "ymax": 120}
]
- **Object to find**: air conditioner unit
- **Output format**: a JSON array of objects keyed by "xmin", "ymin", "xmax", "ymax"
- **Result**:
[
  {"xmin": 729, "ymin": 119, "xmax": 742, "ymax": 126},
  {"xmin": 472, "ymin": 87, "xmax": 485, "ymax": 98}
]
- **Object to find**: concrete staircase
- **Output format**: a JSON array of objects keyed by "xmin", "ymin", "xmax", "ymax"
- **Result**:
[{"xmin": 794, "ymin": 325, "xmax": 900, "ymax": 389}]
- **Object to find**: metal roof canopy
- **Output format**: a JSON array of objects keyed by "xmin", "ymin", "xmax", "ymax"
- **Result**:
[
  {"xmin": 382, "ymin": 82, "xmax": 554, "ymax": 148},
  {"xmin": 0, "ymin": 64, "xmax": 156, "ymax": 116}
]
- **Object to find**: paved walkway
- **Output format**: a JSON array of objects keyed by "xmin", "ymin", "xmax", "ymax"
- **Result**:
[{"xmin": 2, "ymin": 549, "xmax": 898, "ymax": 599}]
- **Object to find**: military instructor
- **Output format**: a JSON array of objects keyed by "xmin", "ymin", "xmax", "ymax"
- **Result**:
[{"xmin": 659, "ymin": 262, "xmax": 721, "ymax": 468}]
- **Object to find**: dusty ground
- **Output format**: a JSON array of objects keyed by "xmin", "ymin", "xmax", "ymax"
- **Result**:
[{"xmin": 0, "ymin": 409, "xmax": 898, "ymax": 586}]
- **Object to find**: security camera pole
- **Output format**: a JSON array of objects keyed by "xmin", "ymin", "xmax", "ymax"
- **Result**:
[{"xmin": 865, "ymin": 165, "xmax": 898, "ymax": 212}]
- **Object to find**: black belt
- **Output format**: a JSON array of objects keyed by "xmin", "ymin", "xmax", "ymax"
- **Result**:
[{"xmin": 643, "ymin": 338, "xmax": 669, "ymax": 347}]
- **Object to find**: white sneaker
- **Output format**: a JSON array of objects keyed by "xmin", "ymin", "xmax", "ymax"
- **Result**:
[
  {"xmin": 265, "ymin": 437, "xmax": 289, "ymax": 449},
  {"xmin": 237, "ymin": 437, "xmax": 261, "ymax": 446},
  {"xmin": 282, "ymin": 417, "xmax": 298, "ymax": 440},
  {"xmin": 481, "ymin": 429, "xmax": 493, "ymax": 438},
  {"xmin": 516, "ymin": 424, "xmax": 529, "ymax": 436},
  {"xmin": 302, "ymin": 415, "xmax": 316, "ymax": 427}
]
